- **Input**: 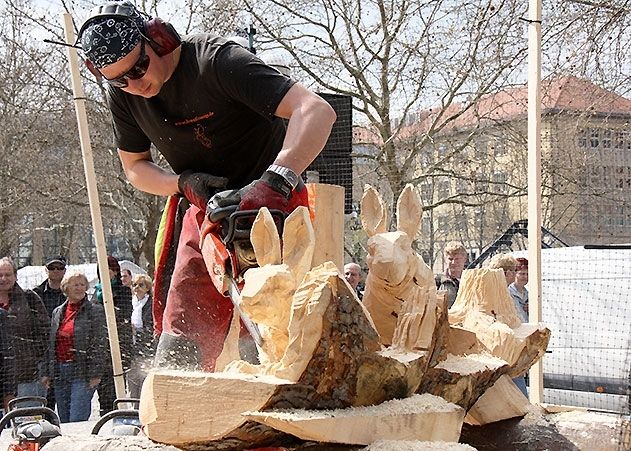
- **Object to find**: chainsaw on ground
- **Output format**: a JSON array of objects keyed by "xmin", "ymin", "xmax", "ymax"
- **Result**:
[
  {"xmin": 0, "ymin": 397, "xmax": 61, "ymax": 451},
  {"xmin": 202, "ymin": 204, "xmax": 287, "ymax": 347}
]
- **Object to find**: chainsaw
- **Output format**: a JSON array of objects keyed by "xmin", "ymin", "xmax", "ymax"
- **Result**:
[
  {"xmin": 0, "ymin": 397, "xmax": 61, "ymax": 451},
  {"xmin": 202, "ymin": 204, "xmax": 287, "ymax": 347}
]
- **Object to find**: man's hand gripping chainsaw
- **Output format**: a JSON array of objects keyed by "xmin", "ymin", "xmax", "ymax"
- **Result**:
[{"xmin": 201, "ymin": 198, "xmax": 287, "ymax": 348}]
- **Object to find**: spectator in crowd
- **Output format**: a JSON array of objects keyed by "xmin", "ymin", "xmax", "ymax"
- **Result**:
[
  {"xmin": 0, "ymin": 257, "xmax": 50, "ymax": 407},
  {"xmin": 34, "ymin": 256, "xmax": 67, "ymax": 316},
  {"xmin": 435, "ymin": 241, "xmax": 468, "ymax": 308},
  {"xmin": 93, "ymin": 256, "xmax": 133, "ymax": 416},
  {"xmin": 509, "ymin": 257, "xmax": 529, "ymax": 323},
  {"xmin": 34, "ymin": 255, "xmax": 68, "ymax": 409},
  {"xmin": 488, "ymin": 252, "xmax": 528, "ymax": 396},
  {"xmin": 344, "ymin": 262, "xmax": 363, "ymax": 300},
  {"xmin": 128, "ymin": 274, "xmax": 155, "ymax": 399},
  {"xmin": 121, "ymin": 268, "xmax": 133, "ymax": 288},
  {"xmin": 41, "ymin": 271, "xmax": 108, "ymax": 423},
  {"xmin": 76, "ymin": 1, "xmax": 335, "ymax": 371},
  {"xmin": 0, "ymin": 308, "xmax": 16, "ymax": 412},
  {"xmin": 488, "ymin": 253, "xmax": 518, "ymax": 286}
]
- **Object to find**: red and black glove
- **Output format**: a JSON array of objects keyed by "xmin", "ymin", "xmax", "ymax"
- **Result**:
[
  {"xmin": 177, "ymin": 170, "xmax": 228, "ymax": 211},
  {"xmin": 207, "ymin": 170, "xmax": 308, "ymax": 221}
]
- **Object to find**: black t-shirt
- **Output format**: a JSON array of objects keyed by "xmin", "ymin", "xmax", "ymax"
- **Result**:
[{"xmin": 107, "ymin": 34, "xmax": 296, "ymax": 188}]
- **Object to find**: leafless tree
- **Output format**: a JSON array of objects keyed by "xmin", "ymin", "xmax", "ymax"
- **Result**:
[{"xmin": 246, "ymin": 0, "xmax": 630, "ymax": 266}]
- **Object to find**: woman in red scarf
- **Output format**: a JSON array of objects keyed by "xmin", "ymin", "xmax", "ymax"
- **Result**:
[{"xmin": 40, "ymin": 271, "xmax": 108, "ymax": 422}]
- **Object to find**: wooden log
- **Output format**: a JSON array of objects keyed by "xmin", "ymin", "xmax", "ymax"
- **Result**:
[
  {"xmin": 231, "ymin": 262, "xmax": 427, "ymax": 403},
  {"xmin": 464, "ymin": 374, "xmax": 531, "ymax": 426},
  {"xmin": 360, "ymin": 184, "xmax": 436, "ymax": 346},
  {"xmin": 139, "ymin": 369, "xmax": 293, "ymax": 447},
  {"xmin": 364, "ymin": 441, "xmax": 477, "ymax": 451},
  {"xmin": 141, "ymin": 262, "xmax": 429, "ymax": 448},
  {"xmin": 244, "ymin": 394, "xmax": 465, "ymax": 445},
  {"xmin": 306, "ymin": 183, "xmax": 345, "ymax": 270},
  {"xmin": 417, "ymin": 353, "xmax": 510, "ymax": 411},
  {"xmin": 447, "ymin": 268, "xmax": 550, "ymax": 374}
]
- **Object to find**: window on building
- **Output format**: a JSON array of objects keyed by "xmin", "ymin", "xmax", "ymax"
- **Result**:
[
  {"xmin": 455, "ymin": 212, "xmax": 467, "ymax": 229},
  {"xmin": 474, "ymin": 207, "xmax": 483, "ymax": 226},
  {"xmin": 438, "ymin": 215, "xmax": 448, "ymax": 232},
  {"xmin": 422, "ymin": 216, "xmax": 432, "ymax": 234},
  {"xmin": 577, "ymin": 129, "xmax": 587, "ymax": 148},
  {"xmin": 602, "ymin": 129, "xmax": 612, "ymax": 149},
  {"xmin": 475, "ymin": 138, "xmax": 488, "ymax": 157},
  {"xmin": 491, "ymin": 172, "xmax": 507, "ymax": 193},
  {"xmin": 437, "ymin": 179, "xmax": 451, "ymax": 198},
  {"xmin": 590, "ymin": 128, "xmax": 600, "ymax": 148},
  {"xmin": 420, "ymin": 181, "xmax": 433, "ymax": 201},
  {"xmin": 456, "ymin": 178, "xmax": 468, "ymax": 194},
  {"xmin": 474, "ymin": 174, "xmax": 489, "ymax": 192},
  {"xmin": 492, "ymin": 140, "xmax": 506, "ymax": 157},
  {"xmin": 602, "ymin": 166, "xmax": 612, "ymax": 185}
]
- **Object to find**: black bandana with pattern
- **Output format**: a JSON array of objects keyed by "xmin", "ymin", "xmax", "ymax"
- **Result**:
[{"xmin": 80, "ymin": 13, "xmax": 145, "ymax": 69}]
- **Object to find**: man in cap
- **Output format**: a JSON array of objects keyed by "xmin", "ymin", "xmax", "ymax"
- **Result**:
[
  {"xmin": 34, "ymin": 256, "xmax": 67, "ymax": 318},
  {"xmin": 34, "ymin": 256, "xmax": 67, "ymax": 409},
  {"xmin": 77, "ymin": 1, "xmax": 336, "ymax": 371}
]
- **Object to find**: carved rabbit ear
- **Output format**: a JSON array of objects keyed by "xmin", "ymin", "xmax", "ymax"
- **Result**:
[
  {"xmin": 361, "ymin": 185, "xmax": 388, "ymax": 237},
  {"xmin": 282, "ymin": 206, "xmax": 315, "ymax": 284},
  {"xmin": 396, "ymin": 184, "xmax": 423, "ymax": 239},
  {"xmin": 251, "ymin": 207, "xmax": 282, "ymax": 266}
]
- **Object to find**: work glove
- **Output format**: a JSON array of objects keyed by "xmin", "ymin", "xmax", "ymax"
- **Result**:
[
  {"xmin": 177, "ymin": 170, "xmax": 228, "ymax": 211},
  {"xmin": 207, "ymin": 170, "xmax": 308, "ymax": 222}
]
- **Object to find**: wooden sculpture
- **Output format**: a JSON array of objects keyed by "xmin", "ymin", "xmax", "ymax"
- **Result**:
[
  {"xmin": 446, "ymin": 268, "xmax": 551, "ymax": 424},
  {"xmin": 361, "ymin": 184, "xmax": 438, "ymax": 347},
  {"xmin": 139, "ymin": 183, "xmax": 550, "ymax": 449},
  {"xmin": 140, "ymin": 203, "xmax": 461, "ymax": 449}
]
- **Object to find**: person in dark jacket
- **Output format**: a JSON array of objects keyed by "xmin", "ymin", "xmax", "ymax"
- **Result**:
[
  {"xmin": 0, "ymin": 308, "xmax": 16, "ymax": 411},
  {"xmin": 40, "ymin": 270, "xmax": 108, "ymax": 423},
  {"xmin": 33, "ymin": 255, "xmax": 68, "ymax": 409},
  {"xmin": 128, "ymin": 274, "xmax": 155, "ymax": 399},
  {"xmin": 92, "ymin": 256, "xmax": 132, "ymax": 415},
  {"xmin": 34, "ymin": 256, "xmax": 67, "ymax": 317},
  {"xmin": 0, "ymin": 257, "xmax": 50, "ymax": 407}
]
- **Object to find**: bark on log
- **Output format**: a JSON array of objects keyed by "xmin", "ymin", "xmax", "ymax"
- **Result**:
[
  {"xmin": 364, "ymin": 441, "xmax": 477, "ymax": 451},
  {"xmin": 417, "ymin": 353, "xmax": 510, "ymax": 410}
]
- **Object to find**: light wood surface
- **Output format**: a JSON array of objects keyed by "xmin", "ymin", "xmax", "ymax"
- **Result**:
[
  {"xmin": 361, "ymin": 184, "xmax": 436, "ymax": 346},
  {"xmin": 464, "ymin": 374, "xmax": 531, "ymax": 425},
  {"xmin": 244, "ymin": 394, "xmax": 465, "ymax": 445},
  {"xmin": 306, "ymin": 183, "xmax": 345, "ymax": 270}
]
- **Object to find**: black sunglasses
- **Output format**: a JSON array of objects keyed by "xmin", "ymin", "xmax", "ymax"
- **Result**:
[
  {"xmin": 86, "ymin": 39, "xmax": 150, "ymax": 89},
  {"xmin": 47, "ymin": 265, "xmax": 66, "ymax": 271},
  {"xmin": 132, "ymin": 282, "xmax": 145, "ymax": 288}
]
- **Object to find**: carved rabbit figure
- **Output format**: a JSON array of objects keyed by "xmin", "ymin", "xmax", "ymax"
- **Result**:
[
  {"xmin": 361, "ymin": 184, "xmax": 437, "ymax": 346},
  {"xmin": 238, "ymin": 206, "xmax": 315, "ymax": 364}
]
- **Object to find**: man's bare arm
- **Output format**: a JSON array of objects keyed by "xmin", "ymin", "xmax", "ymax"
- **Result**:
[
  {"xmin": 273, "ymin": 83, "xmax": 337, "ymax": 175},
  {"xmin": 118, "ymin": 149, "xmax": 180, "ymax": 196}
]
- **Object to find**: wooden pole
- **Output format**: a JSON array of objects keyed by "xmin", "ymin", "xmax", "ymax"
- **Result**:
[
  {"xmin": 526, "ymin": 0, "xmax": 543, "ymax": 404},
  {"xmin": 62, "ymin": 13, "xmax": 126, "ymax": 400}
]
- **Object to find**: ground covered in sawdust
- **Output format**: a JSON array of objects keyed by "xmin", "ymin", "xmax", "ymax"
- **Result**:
[{"xmin": 2, "ymin": 406, "xmax": 626, "ymax": 451}]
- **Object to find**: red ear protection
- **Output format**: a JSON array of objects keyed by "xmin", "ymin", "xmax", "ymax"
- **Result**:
[
  {"xmin": 77, "ymin": 2, "xmax": 181, "ymax": 59},
  {"xmin": 145, "ymin": 17, "xmax": 181, "ymax": 56}
]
